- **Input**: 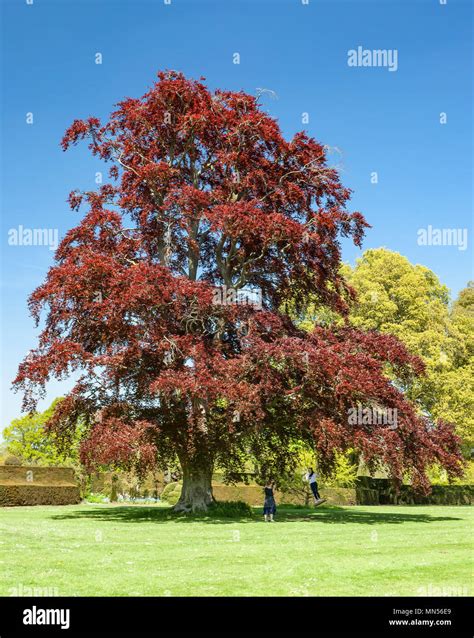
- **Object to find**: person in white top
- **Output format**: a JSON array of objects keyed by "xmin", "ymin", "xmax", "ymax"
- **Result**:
[{"xmin": 304, "ymin": 467, "xmax": 326, "ymax": 506}]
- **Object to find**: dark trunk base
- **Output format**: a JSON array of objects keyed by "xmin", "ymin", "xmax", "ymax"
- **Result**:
[{"xmin": 173, "ymin": 464, "xmax": 214, "ymax": 513}]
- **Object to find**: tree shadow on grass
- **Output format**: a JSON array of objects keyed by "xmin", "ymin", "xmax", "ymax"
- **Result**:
[
  {"xmin": 274, "ymin": 505, "xmax": 463, "ymax": 525},
  {"xmin": 50, "ymin": 504, "xmax": 463, "ymax": 526}
]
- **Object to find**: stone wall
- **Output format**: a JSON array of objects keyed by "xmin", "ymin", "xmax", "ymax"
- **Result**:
[{"xmin": 0, "ymin": 466, "xmax": 81, "ymax": 507}]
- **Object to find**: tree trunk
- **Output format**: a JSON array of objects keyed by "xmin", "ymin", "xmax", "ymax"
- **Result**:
[
  {"xmin": 173, "ymin": 458, "xmax": 215, "ymax": 513},
  {"xmin": 110, "ymin": 474, "xmax": 118, "ymax": 502}
]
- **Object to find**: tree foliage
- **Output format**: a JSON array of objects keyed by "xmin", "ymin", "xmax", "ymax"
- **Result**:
[
  {"xmin": 2, "ymin": 399, "xmax": 80, "ymax": 466},
  {"xmin": 343, "ymin": 251, "xmax": 473, "ymax": 452},
  {"xmin": 13, "ymin": 73, "xmax": 463, "ymax": 510}
]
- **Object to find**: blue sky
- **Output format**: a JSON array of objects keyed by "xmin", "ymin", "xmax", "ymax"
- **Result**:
[{"xmin": 1, "ymin": 0, "xmax": 472, "ymax": 428}]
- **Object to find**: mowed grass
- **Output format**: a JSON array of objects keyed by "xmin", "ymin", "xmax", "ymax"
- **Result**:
[{"xmin": 0, "ymin": 503, "xmax": 472, "ymax": 596}]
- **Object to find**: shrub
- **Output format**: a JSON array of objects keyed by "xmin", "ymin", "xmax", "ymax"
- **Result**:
[
  {"xmin": 160, "ymin": 482, "xmax": 182, "ymax": 505},
  {"xmin": 4, "ymin": 455, "xmax": 22, "ymax": 466},
  {"xmin": 85, "ymin": 492, "xmax": 109, "ymax": 504},
  {"xmin": 207, "ymin": 501, "xmax": 253, "ymax": 518},
  {"xmin": 322, "ymin": 452, "xmax": 358, "ymax": 488}
]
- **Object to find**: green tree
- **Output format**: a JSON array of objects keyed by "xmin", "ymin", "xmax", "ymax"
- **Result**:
[
  {"xmin": 0, "ymin": 440, "xmax": 8, "ymax": 463},
  {"xmin": 2, "ymin": 399, "xmax": 80, "ymax": 466},
  {"xmin": 344, "ymin": 251, "xmax": 473, "ymax": 453},
  {"xmin": 285, "ymin": 250, "xmax": 473, "ymax": 478},
  {"xmin": 430, "ymin": 283, "xmax": 474, "ymax": 452}
]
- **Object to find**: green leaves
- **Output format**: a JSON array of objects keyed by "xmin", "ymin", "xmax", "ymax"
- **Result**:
[
  {"xmin": 343, "ymin": 250, "xmax": 473, "ymax": 453},
  {"xmin": 2, "ymin": 398, "xmax": 78, "ymax": 467}
]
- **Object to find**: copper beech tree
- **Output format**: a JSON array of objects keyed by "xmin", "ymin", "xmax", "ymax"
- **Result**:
[{"xmin": 14, "ymin": 72, "xmax": 463, "ymax": 511}]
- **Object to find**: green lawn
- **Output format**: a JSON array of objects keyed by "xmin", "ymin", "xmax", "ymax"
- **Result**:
[{"xmin": 1, "ymin": 504, "xmax": 472, "ymax": 596}]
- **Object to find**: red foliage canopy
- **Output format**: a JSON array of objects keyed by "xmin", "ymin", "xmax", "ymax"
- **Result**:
[{"xmin": 14, "ymin": 72, "xmax": 462, "ymax": 504}]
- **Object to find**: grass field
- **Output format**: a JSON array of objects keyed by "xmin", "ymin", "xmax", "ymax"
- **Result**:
[{"xmin": 1, "ymin": 504, "xmax": 472, "ymax": 597}]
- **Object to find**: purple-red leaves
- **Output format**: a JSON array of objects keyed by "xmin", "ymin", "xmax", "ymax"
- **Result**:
[{"xmin": 13, "ymin": 72, "xmax": 462, "ymax": 487}]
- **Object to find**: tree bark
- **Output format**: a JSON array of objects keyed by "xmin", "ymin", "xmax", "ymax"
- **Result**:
[{"xmin": 173, "ymin": 457, "xmax": 215, "ymax": 513}]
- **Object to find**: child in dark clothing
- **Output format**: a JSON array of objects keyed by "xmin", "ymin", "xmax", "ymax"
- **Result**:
[{"xmin": 263, "ymin": 481, "xmax": 277, "ymax": 522}]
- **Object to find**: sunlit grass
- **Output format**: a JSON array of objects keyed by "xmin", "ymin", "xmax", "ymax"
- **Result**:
[{"xmin": 1, "ymin": 503, "xmax": 472, "ymax": 596}]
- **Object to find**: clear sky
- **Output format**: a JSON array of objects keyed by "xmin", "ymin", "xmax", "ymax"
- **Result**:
[{"xmin": 1, "ymin": 0, "xmax": 472, "ymax": 428}]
